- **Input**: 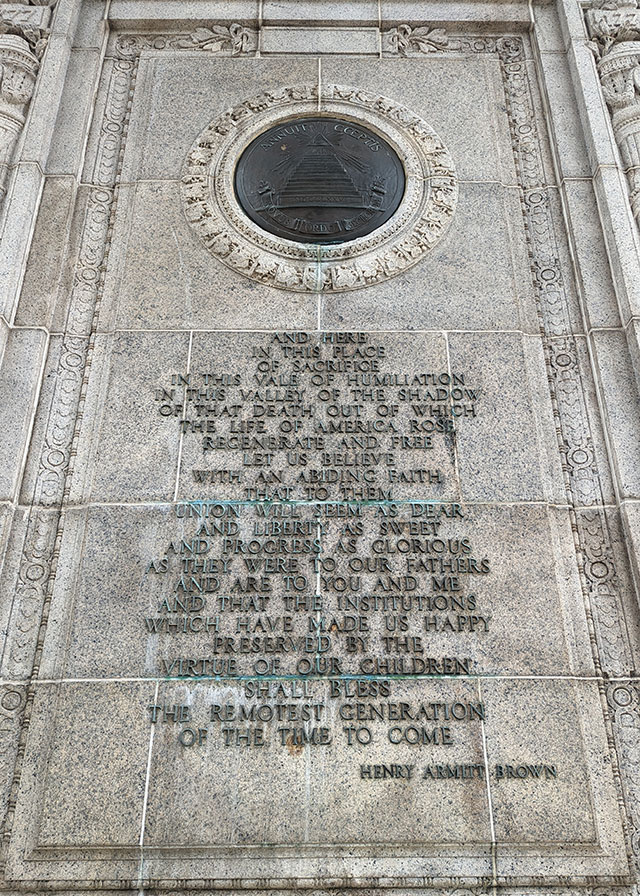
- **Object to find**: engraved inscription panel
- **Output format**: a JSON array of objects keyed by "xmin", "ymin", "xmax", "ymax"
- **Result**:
[
  {"xmin": 2, "ymin": 40, "xmax": 634, "ymax": 893},
  {"xmin": 6, "ymin": 331, "xmax": 627, "ymax": 885}
]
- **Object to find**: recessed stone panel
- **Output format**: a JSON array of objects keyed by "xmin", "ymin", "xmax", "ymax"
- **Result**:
[
  {"xmin": 100, "ymin": 181, "xmax": 319, "ymax": 332},
  {"xmin": 120, "ymin": 56, "xmax": 319, "ymax": 183},
  {"xmin": 320, "ymin": 55, "xmax": 520, "ymax": 185},
  {"xmin": 143, "ymin": 678, "xmax": 490, "ymax": 847},
  {"xmin": 487, "ymin": 678, "xmax": 630, "ymax": 882},
  {"xmin": 41, "ymin": 498, "xmax": 591, "ymax": 681},
  {"xmin": 73, "ymin": 330, "xmax": 190, "ymax": 503},
  {"xmin": 7, "ymin": 681, "xmax": 154, "ymax": 871},
  {"xmin": 320, "ymin": 183, "xmax": 538, "ymax": 333}
]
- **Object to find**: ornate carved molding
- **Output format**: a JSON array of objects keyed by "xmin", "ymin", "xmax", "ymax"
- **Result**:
[
  {"xmin": 178, "ymin": 23, "xmax": 257, "ymax": 54},
  {"xmin": 586, "ymin": 9, "xmax": 640, "ymax": 225},
  {"xmin": 181, "ymin": 84, "xmax": 458, "ymax": 292},
  {"xmin": 115, "ymin": 22, "xmax": 257, "ymax": 58},
  {"xmin": 0, "ymin": 0, "xmax": 52, "ymax": 201},
  {"xmin": 0, "ymin": 32, "xmax": 39, "ymax": 197},
  {"xmin": 382, "ymin": 24, "xmax": 449, "ymax": 55}
]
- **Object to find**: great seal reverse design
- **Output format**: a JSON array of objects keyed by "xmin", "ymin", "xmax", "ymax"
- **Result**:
[
  {"xmin": 234, "ymin": 117, "xmax": 406, "ymax": 244},
  {"xmin": 181, "ymin": 83, "xmax": 458, "ymax": 291}
]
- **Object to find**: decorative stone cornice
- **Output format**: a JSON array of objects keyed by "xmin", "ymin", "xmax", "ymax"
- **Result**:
[
  {"xmin": 177, "ymin": 22, "xmax": 258, "ymax": 54},
  {"xmin": 115, "ymin": 22, "xmax": 258, "ymax": 58},
  {"xmin": 380, "ymin": 23, "xmax": 523, "ymax": 62}
]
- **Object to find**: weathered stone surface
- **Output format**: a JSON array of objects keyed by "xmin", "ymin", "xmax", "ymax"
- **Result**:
[
  {"xmin": 321, "ymin": 183, "xmax": 538, "ymax": 332},
  {"xmin": 261, "ymin": 26, "xmax": 380, "ymax": 55},
  {"xmin": 487, "ymin": 677, "xmax": 629, "ymax": 877},
  {"xmin": 71, "ymin": 331, "xmax": 190, "ymax": 503},
  {"xmin": 100, "ymin": 181, "xmax": 319, "ymax": 332},
  {"xmin": 321, "ymin": 56, "xmax": 519, "ymax": 184},
  {"xmin": 0, "ymin": 1, "xmax": 638, "ymax": 894},
  {"xmin": 0, "ymin": 328, "xmax": 47, "ymax": 502},
  {"xmin": 38, "ymin": 499, "xmax": 591, "ymax": 681},
  {"xmin": 591, "ymin": 329, "xmax": 640, "ymax": 500},
  {"xmin": 120, "ymin": 56, "xmax": 319, "ymax": 183},
  {"xmin": 447, "ymin": 332, "xmax": 566, "ymax": 503},
  {"xmin": 6, "ymin": 680, "xmax": 155, "ymax": 881}
]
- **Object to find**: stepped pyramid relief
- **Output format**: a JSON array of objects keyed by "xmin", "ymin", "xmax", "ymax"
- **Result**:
[
  {"xmin": 277, "ymin": 132, "xmax": 366, "ymax": 208},
  {"xmin": 234, "ymin": 115, "xmax": 405, "ymax": 243}
]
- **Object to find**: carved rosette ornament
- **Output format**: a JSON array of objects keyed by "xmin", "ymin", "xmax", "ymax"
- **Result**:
[
  {"xmin": 181, "ymin": 84, "xmax": 457, "ymax": 292},
  {"xmin": 587, "ymin": 5, "xmax": 640, "ymax": 224}
]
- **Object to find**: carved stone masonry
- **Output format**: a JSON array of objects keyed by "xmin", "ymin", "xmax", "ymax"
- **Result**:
[
  {"xmin": 586, "ymin": 5, "xmax": 640, "ymax": 225},
  {"xmin": 0, "ymin": 21, "xmax": 638, "ymax": 890},
  {"xmin": 181, "ymin": 84, "xmax": 458, "ymax": 292},
  {"xmin": 0, "ymin": 33, "xmax": 37, "ymax": 197},
  {"xmin": 0, "ymin": 1, "xmax": 51, "ymax": 200},
  {"xmin": 388, "ymin": 23, "xmax": 640, "ymax": 879}
]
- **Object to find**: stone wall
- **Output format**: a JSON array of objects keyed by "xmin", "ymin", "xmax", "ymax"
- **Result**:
[{"xmin": 0, "ymin": 1, "xmax": 640, "ymax": 894}]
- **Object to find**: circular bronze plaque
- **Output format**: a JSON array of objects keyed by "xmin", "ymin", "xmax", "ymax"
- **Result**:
[{"xmin": 234, "ymin": 117, "xmax": 406, "ymax": 244}]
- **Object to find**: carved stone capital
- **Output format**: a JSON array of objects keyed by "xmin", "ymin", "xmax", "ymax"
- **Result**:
[
  {"xmin": 586, "ymin": 8, "xmax": 640, "ymax": 224},
  {"xmin": 0, "ymin": 31, "xmax": 38, "ymax": 201},
  {"xmin": 587, "ymin": 7, "xmax": 640, "ymax": 57},
  {"xmin": 587, "ymin": 11, "xmax": 640, "ymax": 222},
  {"xmin": 597, "ymin": 39, "xmax": 640, "ymax": 111},
  {"xmin": 0, "ymin": 1, "xmax": 51, "ymax": 58},
  {"xmin": 0, "ymin": 32, "xmax": 38, "ymax": 103},
  {"xmin": 0, "ymin": 4, "xmax": 49, "ymax": 204}
]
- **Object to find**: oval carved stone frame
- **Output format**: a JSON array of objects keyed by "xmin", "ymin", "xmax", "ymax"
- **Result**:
[{"xmin": 181, "ymin": 84, "xmax": 458, "ymax": 293}]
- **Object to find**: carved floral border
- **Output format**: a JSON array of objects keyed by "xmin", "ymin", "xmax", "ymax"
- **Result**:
[{"xmin": 180, "ymin": 86, "xmax": 457, "ymax": 292}]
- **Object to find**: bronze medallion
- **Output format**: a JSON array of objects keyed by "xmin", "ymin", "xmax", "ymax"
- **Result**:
[{"xmin": 234, "ymin": 117, "xmax": 406, "ymax": 244}]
